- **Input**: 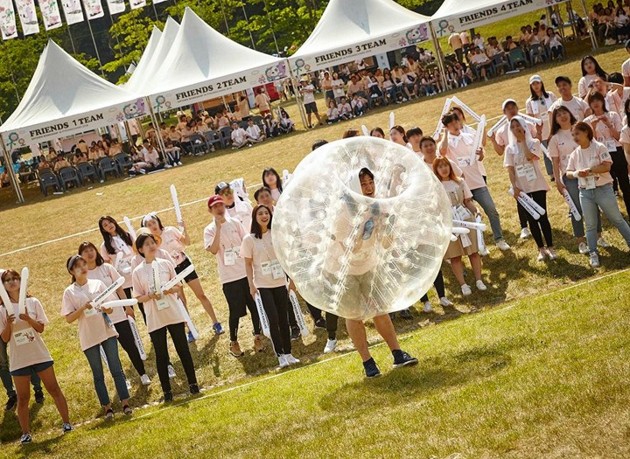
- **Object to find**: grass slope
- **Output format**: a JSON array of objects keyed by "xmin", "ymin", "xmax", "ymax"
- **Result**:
[
  {"xmin": 0, "ymin": 48, "xmax": 628, "ymax": 444},
  {"xmin": 2, "ymin": 270, "xmax": 628, "ymax": 458}
]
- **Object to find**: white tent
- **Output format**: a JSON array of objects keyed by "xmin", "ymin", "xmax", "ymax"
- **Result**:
[
  {"xmin": 431, "ymin": 0, "xmax": 570, "ymax": 35},
  {"xmin": 125, "ymin": 18, "xmax": 179, "ymax": 94},
  {"xmin": 289, "ymin": 0, "xmax": 432, "ymax": 74},
  {"xmin": 0, "ymin": 40, "xmax": 150, "ymax": 150},
  {"xmin": 145, "ymin": 8, "xmax": 286, "ymax": 114}
]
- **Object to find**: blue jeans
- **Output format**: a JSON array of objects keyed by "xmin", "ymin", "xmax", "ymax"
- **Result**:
[
  {"xmin": 84, "ymin": 336, "xmax": 129, "ymax": 406},
  {"xmin": 471, "ymin": 186, "xmax": 504, "ymax": 241},
  {"xmin": 564, "ymin": 175, "xmax": 601, "ymax": 238},
  {"xmin": 579, "ymin": 183, "xmax": 630, "ymax": 253},
  {"xmin": 0, "ymin": 337, "xmax": 41, "ymax": 398}
]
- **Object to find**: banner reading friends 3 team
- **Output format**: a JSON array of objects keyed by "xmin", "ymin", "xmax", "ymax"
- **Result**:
[
  {"xmin": 433, "ymin": 0, "xmax": 568, "ymax": 36},
  {"xmin": 149, "ymin": 62, "xmax": 290, "ymax": 113},
  {"xmin": 2, "ymin": 98, "xmax": 147, "ymax": 150},
  {"xmin": 289, "ymin": 23, "xmax": 430, "ymax": 75}
]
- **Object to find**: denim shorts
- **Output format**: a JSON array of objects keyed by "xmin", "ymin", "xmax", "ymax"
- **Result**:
[{"xmin": 11, "ymin": 360, "xmax": 53, "ymax": 377}]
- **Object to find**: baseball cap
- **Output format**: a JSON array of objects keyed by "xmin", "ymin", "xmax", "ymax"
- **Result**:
[
  {"xmin": 207, "ymin": 195, "xmax": 225, "ymax": 208},
  {"xmin": 529, "ymin": 75, "xmax": 542, "ymax": 85},
  {"xmin": 502, "ymin": 99, "xmax": 517, "ymax": 111},
  {"xmin": 214, "ymin": 181, "xmax": 231, "ymax": 195}
]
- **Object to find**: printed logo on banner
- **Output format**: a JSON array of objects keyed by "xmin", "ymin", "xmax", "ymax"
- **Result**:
[
  {"xmin": 263, "ymin": 62, "xmax": 287, "ymax": 82},
  {"xmin": 154, "ymin": 95, "xmax": 171, "ymax": 113},
  {"xmin": 0, "ymin": 0, "xmax": 18, "ymax": 39},
  {"xmin": 118, "ymin": 99, "xmax": 146, "ymax": 121},
  {"xmin": 6, "ymin": 132, "xmax": 25, "ymax": 150},
  {"xmin": 293, "ymin": 58, "xmax": 311, "ymax": 76},
  {"xmin": 403, "ymin": 24, "xmax": 429, "ymax": 45},
  {"xmin": 436, "ymin": 19, "xmax": 456, "ymax": 37}
]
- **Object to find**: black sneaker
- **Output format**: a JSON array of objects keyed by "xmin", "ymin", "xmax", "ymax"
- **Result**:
[
  {"xmin": 164, "ymin": 391, "xmax": 174, "ymax": 402},
  {"xmin": 314, "ymin": 318, "xmax": 327, "ymax": 329},
  {"xmin": 189, "ymin": 384, "xmax": 200, "ymax": 395},
  {"xmin": 290, "ymin": 326, "xmax": 301, "ymax": 341},
  {"xmin": 363, "ymin": 358, "xmax": 381, "ymax": 378},
  {"xmin": 399, "ymin": 309, "xmax": 413, "ymax": 320},
  {"xmin": 34, "ymin": 389, "xmax": 45, "ymax": 404},
  {"xmin": 5, "ymin": 395, "xmax": 17, "ymax": 411},
  {"xmin": 392, "ymin": 350, "xmax": 419, "ymax": 368},
  {"xmin": 62, "ymin": 423, "xmax": 73, "ymax": 433},
  {"xmin": 20, "ymin": 433, "xmax": 32, "ymax": 445}
]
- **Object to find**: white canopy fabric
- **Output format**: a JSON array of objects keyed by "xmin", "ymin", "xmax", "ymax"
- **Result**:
[
  {"xmin": 0, "ymin": 40, "xmax": 149, "ymax": 150},
  {"xmin": 431, "ymin": 0, "xmax": 569, "ymax": 36},
  {"xmin": 124, "ymin": 25, "xmax": 162, "ymax": 92},
  {"xmin": 125, "ymin": 18, "xmax": 179, "ymax": 94},
  {"xmin": 289, "ymin": 0, "xmax": 431, "ymax": 74},
  {"xmin": 146, "ymin": 8, "xmax": 286, "ymax": 113}
]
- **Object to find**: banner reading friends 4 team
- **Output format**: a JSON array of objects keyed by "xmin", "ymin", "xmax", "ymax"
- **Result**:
[
  {"xmin": 433, "ymin": 0, "xmax": 568, "ymax": 36},
  {"xmin": 289, "ymin": 24, "xmax": 430, "ymax": 75},
  {"xmin": 150, "ymin": 62, "xmax": 290, "ymax": 113},
  {"xmin": 2, "ymin": 99, "xmax": 147, "ymax": 150}
]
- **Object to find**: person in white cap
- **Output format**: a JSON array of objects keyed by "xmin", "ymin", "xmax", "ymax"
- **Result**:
[{"xmin": 526, "ymin": 75, "xmax": 557, "ymax": 179}]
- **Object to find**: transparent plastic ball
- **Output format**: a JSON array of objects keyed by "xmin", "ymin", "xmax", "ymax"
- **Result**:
[{"xmin": 272, "ymin": 137, "xmax": 453, "ymax": 320}]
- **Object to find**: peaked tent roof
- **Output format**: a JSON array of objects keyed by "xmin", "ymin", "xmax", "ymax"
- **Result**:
[
  {"xmin": 125, "ymin": 25, "xmax": 162, "ymax": 91},
  {"xmin": 0, "ymin": 40, "xmax": 148, "ymax": 147},
  {"xmin": 290, "ymin": 0, "xmax": 431, "ymax": 73},
  {"xmin": 126, "ymin": 17, "xmax": 179, "ymax": 94},
  {"xmin": 145, "ymin": 8, "xmax": 285, "ymax": 112},
  {"xmin": 430, "ymin": 0, "xmax": 569, "ymax": 35}
]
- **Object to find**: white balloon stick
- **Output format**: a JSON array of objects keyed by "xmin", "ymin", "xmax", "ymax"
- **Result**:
[
  {"xmin": 452, "ymin": 227, "xmax": 471, "ymax": 235},
  {"xmin": 487, "ymin": 116, "xmax": 507, "ymax": 137},
  {"xmin": 432, "ymin": 98, "xmax": 453, "ymax": 139},
  {"xmin": 254, "ymin": 292, "xmax": 271, "ymax": 339},
  {"xmin": 128, "ymin": 316, "xmax": 147, "ymax": 361},
  {"xmin": 176, "ymin": 298, "xmax": 199, "ymax": 340},
  {"xmin": 471, "ymin": 114, "xmax": 486, "ymax": 162},
  {"xmin": 476, "ymin": 215, "xmax": 487, "ymax": 255},
  {"xmin": 92, "ymin": 277, "xmax": 125, "ymax": 308},
  {"xmin": 123, "ymin": 216, "xmax": 137, "ymax": 240},
  {"xmin": 361, "ymin": 125, "xmax": 370, "ymax": 136},
  {"xmin": 562, "ymin": 189, "xmax": 582, "ymax": 221},
  {"xmin": 161, "ymin": 263, "xmax": 194, "ymax": 292},
  {"xmin": 170, "ymin": 184, "xmax": 183, "ymax": 226},
  {"xmin": 453, "ymin": 220, "xmax": 487, "ymax": 232},
  {"xmin": 289, "ymin": 289, "xmax": 310, "ymax": 337},
  {"xmin": 0, "ymin": 279, "xmax": 14, "ymax": 316},
  {"xmin": 18, "ymin": 267, "xmax": 28, "ymax": 316},
  {"xmin": 100, "ymin": 299, "xmax": 138, "ymax": 309},
  {"xmin": 519, "ymin": 113, "xmax": 543, "ymax": 125},
  {"xmin": 389, "ymin": 112, "xmax": 395, "ymax": 130},
  {"xmin": 508, "ymin": 188, "xmax": 542, "ymax": 220},
  {"xmin": 451, "ymin": 96, "xmax": 482, "ymax": 122}
]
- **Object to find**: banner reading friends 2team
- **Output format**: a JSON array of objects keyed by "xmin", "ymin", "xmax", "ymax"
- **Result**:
[
  {"xmin": 2, "ymin": 99, "xmax": 147, "ymax": 150},
  {"xmin": 434, "ymin": 0, "xmax": 568, "ymax": 36},
  {"xmin": 290, "ymin": 24, "xmax": 430, "ymax": 75},
  {"xmin": 150, "ymin": 62, "xmax": 289, "ymax": 113}
]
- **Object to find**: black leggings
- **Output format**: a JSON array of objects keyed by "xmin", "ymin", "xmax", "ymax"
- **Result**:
[
  {"xmin": 610, "ymin": 147, "xmax": 630, "ymax": 217},
  {"xmin": 306, "ymin": 302, "xmax": 338, "ymax": 339},
  {"xmin": 258, "ymin": 287, "xmax": 291, "ymax": 356},
  {"xmin": 223, "ymin": 278, "xmax": 261, "ymax": 342},
  {"xmin": 149, "ymin": 322, "xmax": 197, "ymax": 394},
  {"xmin": 421, "ymin": 269, "xmax": 445, "ymax": 302},
  {"xmin": 518, "ymin": 190, "xmax": 553, "ymax": 248},
  {"xmin": 114, "ymin": 319, "xmax": 145, "ymax": 377},
  {"xmin": 517, "ymin": 201, "xmax": 529, "ymax": 230},
  {"xmin": 124, "ymin": 287, "xmax": 146, "ymax": 324}
]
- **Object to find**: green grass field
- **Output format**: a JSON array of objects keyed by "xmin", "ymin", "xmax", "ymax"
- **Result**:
[{"xmin": 0, "ymin": 45, "xmax": 628, "ymax": 454}]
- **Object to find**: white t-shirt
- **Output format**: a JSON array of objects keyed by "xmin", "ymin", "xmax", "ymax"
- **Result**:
[
  {"xmin": 246, "ymin": 125, "xmax": 262, "ymax": 140},
  {"xmin": 240, "ymin": 231, "xmax": 287, "ymax": 289},
  {"xmin": 203, "ymin": 216, "xmax": 248, "ymax": 284},
  {"xmin": 231, "ymin": 128, "xmax": 248, "ymax": 144},
  {"xmin": 549, "ymin": 97, "xmax": 589, "ymax": 122},
  {"xmin": 548, "ymin": 128, "xmax": 577, "ymax": 176},
  {"xmin": 87, "ymin": 264, "xmax": 126, "ymax": 325},
  {"xmin": 0, "ymin": 298, "xmax": 52, "ymax": 372},
  {"xmin": 584, "ymin": 112, "xmax": 623, "ymax": 150},
  {"xmin": 302, "ymin": 84, "xmax": 316, "ymax": 104},
  {"xmin": 526, "ymin": 92, "xmax": 557, "ymax": 139},
  {"xmin": 620, "ymin": 125, "xmax": 630, "ymax": 145},
  {"xmin": 566, "ymin": 141, "xmax": 614, "ymax": 188},
  {"xmin": 100, "ymin": 237, "xmax": 135, "ymax": 289},
  {"xmin": 445, "ymin": 132, "xmax": 486, "ymax": 191},
  {"xmin": 332, "ymin": 79, "xmax": 346, "ymax": 98},
  {"xmin": 578, "ymin": 74, "xmax": 599, "ymax": 98},
  {"xmin": 142, "ymin": 148, "xmax": 160, "ymax": 166},
  {"xmin": 503, "ymin": 140, "xmax": 550, "ymax": 193},
  {"xmin": 61, "ymin": 279, "xmax": 119, "ymax": 352}
]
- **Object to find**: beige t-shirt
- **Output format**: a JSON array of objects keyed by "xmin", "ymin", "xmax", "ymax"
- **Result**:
[
  {"xmin": 203, "ymin": 217, "xmax": 248, "ymax": 284},
  {"xmin": 504, "ymin": 140, "xmax": 550, "ymax": 193},
  {"xmin": 0, "ymin": 298, "xmax": 52, "ymax": 371},
  {"xmin": 100, "ymin": 236, "xmax": 135, "ymax": 289},
  {"xmin": 87, "ymin": 264, "xmax": 126, "ymax": 325},
  {"xmin": 159, "ymin": 226, "xmax": 186, "ymax": 266},
  {"xmin": 240, "ymin": 231, "xmax": 287, "ymax": 289},
  {"xmin": 549, "ymin": 97, "xmax": 589, "ymax": 122},
  {"xmin": 131, "ymin": 259, "xmax": 185, "ymax": 333},
  {"xmin": 61, "ymin": 279, "xmax": 119, "ymax": 351},
  {"xmin": 566, "ymin": 141, "xmax": 614, "ymax": 188},
  {"xmin": 584, "ymin": 113, "xmax": 623, "ymax": 150},
  {"xmin": 445, "ymin": 132, "xmax": 486, "ymax": 191},
  {"xmin": 548, "ymin": 129, "xmax": 577, "ymax": 176},
  {"xmin": 255, "ymin": 93, "xmax": 270, "ymax": 111}
]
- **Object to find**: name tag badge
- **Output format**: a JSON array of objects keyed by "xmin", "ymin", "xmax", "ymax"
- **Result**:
[
  {"xmin": 271, "ymin": 261, "xmax": 284, "ymax": 280},
  {"xmin": 516, "ymin": 164, "xmax": 537, "ymax": 182},
  {"xmin": 13, "ymin": 328, "xmax": 36, "ymax": 346},
  {"xmin": 605, "ymin": 139, "xmax": 617, "ymax": 152},
  {"xmin": 261, "ymin": 261, "xmax": 272, "ymax": 276},
  {"xmin": 579, "ymin": 176, "xmax": 597, "ymax": 190},
  {"xmin": 224, "ymin": 249, "xmax": 236, "ymax": 266},
  {"xmin": 456, "ymin": 156, "xmax": 471, "ymax": 168},
  {"xmin": 156, "ymin": 298, "xmax": 170, "ymax": 311},
  {"xmin": 84, "ymin": 307, "xmax": 97, "ymax": 317}
]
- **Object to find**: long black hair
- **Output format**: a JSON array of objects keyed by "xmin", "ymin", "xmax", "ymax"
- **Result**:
[
  {"xmin": 581, "ymin": 55, "xmax": 608, "ymax": 79},
  {"xmin": 78, "ymin": 241, "xmax": 105, "ymax": 267},
  {"xmin": 99, "ymin": 216, "xmax": 133, "ymax": 255},
  {"xmin": 250, "ymin": 204, "xmax": 273, "ymax": 239},
  {"xmin": 587, "ymin": 91, "xmax": 608, "ymax": 113},
  {"xmin": 262, "ymin": 168, "xmax": 283, "ymax": 193},
  {"xmin": 550, "ymin": 106, "xmax": 577, "ymax": 137},
  {"xmin": 625, "ymin": 99, "xmax": 630, "ymax": 128}
]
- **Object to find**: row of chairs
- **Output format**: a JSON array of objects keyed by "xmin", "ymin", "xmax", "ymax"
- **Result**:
[{"xmin": 38, "ymin": 154, "xmax": 132, "ymax": 196}]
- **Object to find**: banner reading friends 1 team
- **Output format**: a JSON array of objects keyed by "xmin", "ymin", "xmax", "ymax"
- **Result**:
[
  {"xmin": 2, "ymin": 99, "xmax": 147, "ymax": 150},
  {"xmin": 434, "ymin": 0, "xmax": 568, "ymax": 36},
  {"xmin": 150, "ymin": 62, "xmax": 290, "ymax": 113},
  {"xmin": 290, "ymin": 23, "xmax": 430, "ymax": 75}
]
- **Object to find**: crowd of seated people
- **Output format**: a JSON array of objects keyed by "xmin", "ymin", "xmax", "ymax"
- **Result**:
[{"xmin": 591, "ymin": 1, "xmax": 630, "ymax": 45}]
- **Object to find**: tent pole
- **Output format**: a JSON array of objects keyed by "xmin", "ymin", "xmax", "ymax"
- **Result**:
[
  {"xmin": 429, "ymin": 23, "xmax": 449, "ymax": 93},
  {"xmin": 0, "ymin": 134, "xmax": 25, "ymax": 204},
  {"xmin": 86, "ymin": 16, "xmax": 105, "ymax": 77},
  {"xmin": 67, "ymin": 24, "xmax": 77, "ymax": 54},
  {"xmin": 146, "ymin": 97, "xmax": 167, "ymax": 156},
  {"xmin": 578, "ymin": 0, "xmax": 598, "ymax": 50},
  {"xmin": 288, "ymin": 64, "xmax": 309, "ymax": 130}
]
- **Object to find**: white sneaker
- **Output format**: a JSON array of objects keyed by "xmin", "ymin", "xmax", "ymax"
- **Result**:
[
  {"xmin": 140, "ymin": 374, "xmax": 151, "ymax": 386},
  {"xmin": 496, "ymin": 239, "xmax": 511, "ymax": 251},
  {"xmin": 461, "ymin": 284, "xmax": 472, "ymax": 296},
  {"xmin": 520, "ymin": 227, "xmax": 531, "ymax": 239},
  {"xmin": 589, "ymin": 252, "xmax": 600, "ymax": 268},
  {"xmin": 278, "ymin": 355, "xmax": 290, "ymax": 368},
  {"xmin": 423, "ymin": 301, "xmax": 433, "ymax": 313},
  {"xmin": 475, "ymin": 280, "xmax": 487, "ymax": 291},
  {"xmin": 537, "ymin": 251, "xmax": 546, "ymax": 262},
  {"xmin": 125, "ymin": 379, "xmax": 132, "ymax": 390},
  {"xmin": 439, "ymin": 297, "xmax": 453, "ymax": 307},
  {"xmin": 578, "ymin": 242, "xmax": 589, "ymax": 254},
  {"xmin": 164, "ymin": 164, "xmax": 172, "ymax": 169},
  {"xmin": 177, "ymin": 162, "xmax": 183, "ymax": 166},
  {"xmin": 597, "ymin": 237, "xmax": 611, "ymax": 248},
  {"xmin": 323, "ymin": 339, "xmax": 337, "ymax": 354},
  {"xmin": 479, "ymin": 246, "xmax": 490, "ymax": 256},
  {"xmin": 167, "ymin": 365, "xmax": 176, "ymax": 379},
  {"xmin": 285, "ymin": 354, "xmax": 300, "ymax": 365},
  {"xmin": 546, "ymin": 248, "xmax": 558, "ymax": 260}
]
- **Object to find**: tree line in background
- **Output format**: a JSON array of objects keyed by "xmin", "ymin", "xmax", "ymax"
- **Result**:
[{"xmin": 0, "ymin": 0, "xmax": 441, "ymax": 120}]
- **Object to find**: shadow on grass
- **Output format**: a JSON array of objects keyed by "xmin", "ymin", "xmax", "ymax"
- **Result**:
[
  {"xmin": 317, "ymin": 339, "xmax": 523, "ymax": 413},
  {"xmin": 0, "ymin": 398, "xmax": 44, "ymax": 444}
]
